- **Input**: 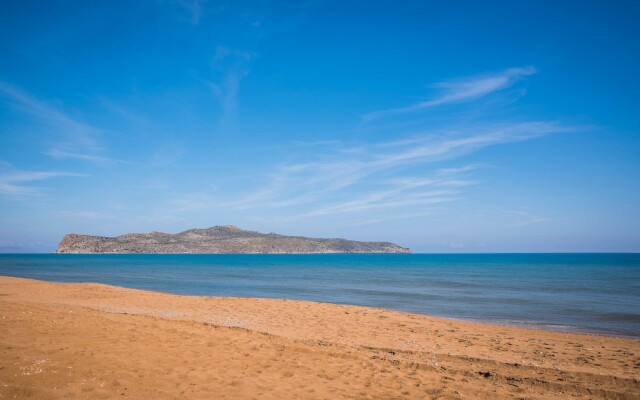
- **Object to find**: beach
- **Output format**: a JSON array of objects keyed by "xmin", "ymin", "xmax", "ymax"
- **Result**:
[{"xmin": 1, "ymin": 276, "xmax": 638, "ymax": 399}]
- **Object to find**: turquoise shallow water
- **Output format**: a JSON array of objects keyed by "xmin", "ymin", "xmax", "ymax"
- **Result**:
[{"xmin": 0, "ymin": 253, "xmax": 638, "ymax": 337}]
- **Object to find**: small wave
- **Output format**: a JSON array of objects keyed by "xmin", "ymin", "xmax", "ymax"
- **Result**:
[{"xmin": 461, "ymin": 318, "xmax": 640, "ymax": 338}]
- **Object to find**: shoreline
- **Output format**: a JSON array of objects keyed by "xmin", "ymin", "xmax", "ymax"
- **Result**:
[
  {"xmin": 1, "ymin": 271, "xmax": 637, "ymax": 339},
  {"xmin": 455, "ymin": 317, "xmax": 640, "ymax": 340},
  {"xmin": 1, "ymin": 276, "xmax": 639, "ymax": 399}
]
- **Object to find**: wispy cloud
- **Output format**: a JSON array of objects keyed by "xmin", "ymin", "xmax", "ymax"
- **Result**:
[
  {"xmin": 0, "ymin": 163, "xmax": 86, "ymax": 196},
  {"xmin": 44, "ymin": 149, "xmax": 127, "ymax": 164},
  {"xmin": 501, "ymin": 210, "xmax": 550, "ymax": 227},
  {"xmin": 148, "ymin": 142, "xmax": 186, "ymax": 167},
  {"xmin": 362, "ymin": 67, "xmax": 536, "ymax": 121},
  {"xmin": 55, "ymin": 210, "xmax": 111, "ymax": 220},
  {"xmin": 0, "ymin": 81, "xmax": 100, "ymax": 147},
  {"xmin": 207, "ymin": 46, "xmax": 255, "ymax": 125},
  {"xmin": 168, "ymin": 193, "xmax": 216, "ymax": 212},
  {"xmin": 98, "ymin": 97, "xmax": 150, "ymax": 125},
  {"xmin": 185, "ymin": 0, "xmax": 206, "ymax": 24},
  {"xmin": 337, "ymin": 210, "xmax": 440, "ymax": 227},
  {"xmin": 0, "ymin": 81, "xmax": 116, "ymax": 164},
  {"xmin": 301, "ymin": 190, "xmax": 456, "ymax": 217},
  {"xmin": 159, "ymin": 0, "xmax": 208, "ymax": 25},
  {"xmin": 228, "ymin": 121, "xmax": 570, "ymax": 218}
]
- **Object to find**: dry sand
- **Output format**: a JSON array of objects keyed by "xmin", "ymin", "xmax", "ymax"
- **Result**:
[{"xmin": 0, "ymin": 276, "xmax": 638, "ymax": 399}]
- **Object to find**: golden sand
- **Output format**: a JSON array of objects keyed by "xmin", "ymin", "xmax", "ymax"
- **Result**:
[{"xmin": 0, "ymin": 276, "xmax": 638, "ymax": 399}]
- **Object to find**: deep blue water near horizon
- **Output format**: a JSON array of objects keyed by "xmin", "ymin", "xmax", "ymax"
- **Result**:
[{"xmin": 1, "ymin": 253, "xmax": 639, "ymax": 337}]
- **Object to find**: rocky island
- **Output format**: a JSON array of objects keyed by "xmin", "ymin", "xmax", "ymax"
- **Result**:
[{"xmin": 55, "ymin": 225, "xmax": 411, "ymax": 254}]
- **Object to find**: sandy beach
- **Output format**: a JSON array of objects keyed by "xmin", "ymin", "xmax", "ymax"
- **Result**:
[{"xmin": 0, "ymin": 276, "xmax": 638, "ymax": 399}]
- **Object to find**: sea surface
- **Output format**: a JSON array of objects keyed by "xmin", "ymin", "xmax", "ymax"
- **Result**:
[{"xmin": 1, "ymin": 253, "xmax": 639, "ymax": 337}]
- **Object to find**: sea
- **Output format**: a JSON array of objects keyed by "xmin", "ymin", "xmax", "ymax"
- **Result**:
[{"xmin": 0, "ymin": 253, "xmax": 638, "ymax": 338}]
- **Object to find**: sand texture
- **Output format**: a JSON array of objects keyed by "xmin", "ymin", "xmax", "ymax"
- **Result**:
[{"xmin": 0, "ymin": 276, "xmax": 638, "ymax": 399}]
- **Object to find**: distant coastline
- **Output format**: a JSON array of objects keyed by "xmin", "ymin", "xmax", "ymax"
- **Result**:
[{"xmin": 55, "ymin": 225, "xmax": 411, "ymax": 254}]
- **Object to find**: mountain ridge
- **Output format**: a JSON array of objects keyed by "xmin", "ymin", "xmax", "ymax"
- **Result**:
[{"xmin": 55, "ymin": 225, "xmax": 411, "ymax": 254}]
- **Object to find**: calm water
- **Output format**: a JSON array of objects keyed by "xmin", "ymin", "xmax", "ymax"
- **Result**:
[{"xmin": 1, "ymin": 253, "xmax": 639, "ymax": 337}]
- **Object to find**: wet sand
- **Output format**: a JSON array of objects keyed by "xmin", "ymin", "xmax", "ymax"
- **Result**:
[{"xmin": 0, "ymin": 276, "xmax": 638, "ymax": 399}]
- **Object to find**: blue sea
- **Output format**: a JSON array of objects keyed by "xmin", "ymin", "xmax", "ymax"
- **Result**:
[{"xmin": 1, "ymin": 253, "xmax": 638, "ymax": 337}]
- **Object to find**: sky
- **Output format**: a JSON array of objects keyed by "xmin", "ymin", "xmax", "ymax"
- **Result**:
[{"xmin": 0, "ymin": 0, "xmax": 639, "ymax": 253}]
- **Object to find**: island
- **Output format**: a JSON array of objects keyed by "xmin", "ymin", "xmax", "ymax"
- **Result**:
[{"xmin": 55, "ymin": 225, "xmax": 411, "ymax": 254}]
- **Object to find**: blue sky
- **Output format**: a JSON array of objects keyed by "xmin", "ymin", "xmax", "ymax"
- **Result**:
[{"xmin": 1, "ymin": 0, "xmax": 639, "ymax": 252}]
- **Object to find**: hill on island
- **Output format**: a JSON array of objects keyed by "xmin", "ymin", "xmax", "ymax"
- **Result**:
[{"xmin": 55, "ymin": 225, "xmax": 411, "ymax": 254}]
